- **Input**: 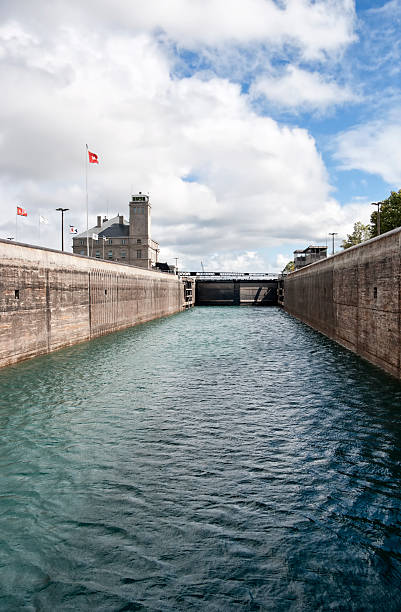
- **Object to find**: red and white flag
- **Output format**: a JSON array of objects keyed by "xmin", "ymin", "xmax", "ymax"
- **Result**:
[
  {"xmin": 17, "ymin": 206, "xmax": 27, "ymax": 216},
  {"xmin": 88, "ymin": 150, "xmax": 99, "ymax": 164}
]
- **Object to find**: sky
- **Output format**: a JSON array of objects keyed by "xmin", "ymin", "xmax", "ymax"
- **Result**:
[{"xmin": 1, "ymin": 0, "xmax": 400, "ymax": 271}]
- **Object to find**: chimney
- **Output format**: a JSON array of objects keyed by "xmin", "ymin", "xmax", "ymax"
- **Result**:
[
  {"xmin": 119, "ymin": 215, "xmax": 124, "ymax": 224},
  {"xmin": 103, "ymin": 216, "xmax": 108, "ymax": 223},
  {"xmin": 97, "ymin": 216, "xmax": 102, "ymax": 227}
]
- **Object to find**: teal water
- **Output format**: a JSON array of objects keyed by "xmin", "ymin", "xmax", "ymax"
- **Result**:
[{"xmin": 1, "ymin": 306, "xmax": 401, "ymax": 611}]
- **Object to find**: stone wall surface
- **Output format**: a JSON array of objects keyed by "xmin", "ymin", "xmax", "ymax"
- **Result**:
[
  {"xmin": 0, "ymin": 240, "xmax": 187, "ymax": 368},
  {"xmin": 284, "ymin": 228, "xmax": 401, "ymax": 378}
]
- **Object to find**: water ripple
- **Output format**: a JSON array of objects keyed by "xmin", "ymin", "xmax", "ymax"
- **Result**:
[{"xmin": 1, "ymin": 307, "xmax": 401, "ymax": 610}]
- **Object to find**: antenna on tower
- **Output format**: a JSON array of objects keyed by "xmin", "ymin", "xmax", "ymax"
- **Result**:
[{"xmin": 201, "ymin": 261, "xmax": 205, "ymax": 273}]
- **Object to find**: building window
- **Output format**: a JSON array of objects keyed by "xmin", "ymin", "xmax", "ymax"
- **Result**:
[
  {"xmin": 108, "ymin": 250, "xmax": 113, "ymax": 259},
  {"xmin": 121, "ymin": 239, "xmax": 126, "ymax": 245},
  {"xmin": 108, "ymin": 239, "xmax": 113, "ymax": 245},
  {"xmin": 95, "ymin": 251, "xmax": 100, "ymax": 258},
  {"xmin": 15, "ymin": 289, "xmax": 20, "ymax": 299},
  {"xmin": 137, "ymin": 250, "xmax": 142, "ymax": 259},
  {"xmin": 137, "ymin": 239, "xmax": 141, "ymax": 244},
  {"xmin": 80, "ymin": 240, "xmax": 84, "ymax": 245},
  {"xmin": 121, "ymin": 251, "xmax": 126, "ymax": 259},
  {"xmin": 80, "ymin": 250, "xmax": 85, "ymax": 255}
]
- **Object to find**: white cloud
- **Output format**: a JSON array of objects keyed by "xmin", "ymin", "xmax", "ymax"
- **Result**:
[
  {"xmin": 334, "ymin": 115, "xmax": 401, "ymax": 184},
  {"xmin": 0, "ymin": 2, "xmax": 363, "ymax": 270},
  {"xmin": 251, "ymin": 66, "xmax": 358, "ymax": 111},
  {"xmin": 275, "ymin": 253, "xmax": 293, "ymax": 270},
  {"xmin": 135, "ymin": 0, "xmax": 355, "ymax": 58},
  {"xmin": 176, "ymin": 250, "xmax": 267, "ymax": 273},
  {"xmin": 1, "ymin": 0, "xmax": 356, "ymax": 60},
  {"xmin": 366, "ymin": 0, "xmax": 401, "ymax": 19}
]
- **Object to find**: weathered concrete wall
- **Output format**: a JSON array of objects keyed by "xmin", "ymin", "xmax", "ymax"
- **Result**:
[
  {"xmin": 284, "ymin": 228, "xmax": 401, "ymax": 378},
  {"xmin": 196, "ymin": 280, "xmax": 277, "ymax": 306},
  {"xmin": 239, "ymin": 282, "xmax": 277, "ymax": 305},
  {"xmin": 196, "ymin": 281, "xmax": 237, "ymax": 305},
  {"xmin": 0, "ymin": 239, "xmax": 189, "ymax": 368}
]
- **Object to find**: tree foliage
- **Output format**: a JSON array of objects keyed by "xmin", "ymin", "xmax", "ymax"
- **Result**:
[
  {"xmin": 283, "ymin": 260, "xmax": 294, "ymax": 273},
  {"xmin": 370, "ymin": 189, "xmax": 401, "ymax": 237},
  {"xmin": 341, "ymin": 221, "xmax": 372, "ymax": 250}
]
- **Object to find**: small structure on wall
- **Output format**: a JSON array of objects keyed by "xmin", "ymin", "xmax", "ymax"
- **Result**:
[
  {"xmin": 293, "ymin": 245, "xmax": 327, "ymax": 270},
  {"xmin": 72, "ymin": 193, "xmax": 159, "ymax": 269}
]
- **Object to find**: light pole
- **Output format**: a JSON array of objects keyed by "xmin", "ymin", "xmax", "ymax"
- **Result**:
[
  {"xmin": 329, "ymin": 232, "xmax": 338, "ymax": 255},
  {"xmin": 371, "ymin": 202, "xmax": 381, "ymax": 235},
  {"xmin": 56, "ymin": 208, "xmax": 69, "ymax": 251},
  {"xmin": 174, "ymin": 257, "xmax": 179, "ymax": 274},
  {"xmin": 102, "ymin": 236, "xmax": 107, "ymax": 259}
]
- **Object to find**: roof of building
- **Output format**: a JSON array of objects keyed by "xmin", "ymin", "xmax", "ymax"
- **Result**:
[
  {"xmin": 294, "ymin": 245, "xmax": 327, "ymax": 254},
  {"xmin": 99, "ymin": 224, "xmax": 129, "ymax": 238},
  {"xmin": 155, "ymin": 261, "xmax": 171, "ymax": 271},
  {"xmin": 74, "ymin": 215, "xmax": 129, "ymax": 238}
]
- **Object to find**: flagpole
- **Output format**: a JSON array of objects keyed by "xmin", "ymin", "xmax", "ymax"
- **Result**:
[
  {"xmin": 15, "ymin": 211, "xmax": 17, "ymax": 242},
  {"xmin": 39, "ymin": 215, "xmax": 41, "ymax": 244},
  {"xmin": 85, "ymin": 144, "xmax": 89, "ymax": 257}
]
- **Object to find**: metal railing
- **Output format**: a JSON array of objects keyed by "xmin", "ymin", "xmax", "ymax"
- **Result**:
[{"xmin": 178, "ymin": 271, "xmax": 279, "ymax": 280}]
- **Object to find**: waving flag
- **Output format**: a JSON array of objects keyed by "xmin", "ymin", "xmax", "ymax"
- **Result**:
[
  {"xmin": 69, "ymin": 226, "xmax": 78, "ymax": 234},
  {"xmin": 88, "ymin": 150, "xmax": 99, "ymax": 164},
  {"xmin": 17, "ymin": 206, "xmax": 27, "ymax": 216}
]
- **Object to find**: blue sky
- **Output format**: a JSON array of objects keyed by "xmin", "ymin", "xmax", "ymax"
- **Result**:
[{"xmin": 0, "ymin": 0, "xmax": 400, "ymax": 270}]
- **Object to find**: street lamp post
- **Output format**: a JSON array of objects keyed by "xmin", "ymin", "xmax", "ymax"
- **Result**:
[
  {"xmin": 371, "ymin": 202, "xmax": 381, "ymax": 235},
  {"xmin": 328, "ymin": 232, "xmax": 338, "ymax": 255},
  {"xmin": 102, "ymin": 236, "xmax": 107, "ymax": 259},
  {"xmin": 56, "ymin": 208, "xmax": 69, "ymax": 251}
]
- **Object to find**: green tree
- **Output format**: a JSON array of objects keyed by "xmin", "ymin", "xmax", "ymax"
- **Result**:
[
  {"xmin": 341, "ymin": 221, "xmax": 372, "ymax": 249},
  {"xmin": 370, "ymin": 189, "xmax": 401, "ymax": 237},
  {"xmin": 282, "ymin": 260, "xmax": 294, "ymax": 273}
]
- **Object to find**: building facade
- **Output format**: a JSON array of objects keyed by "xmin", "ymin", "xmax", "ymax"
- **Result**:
[
  {"xmin": 72, "ymin": 193, "xmax": 159, "ymax": 269},
  {"xmin": 293, "ymin": 246, "xmax": 327, "ymax": 270}
]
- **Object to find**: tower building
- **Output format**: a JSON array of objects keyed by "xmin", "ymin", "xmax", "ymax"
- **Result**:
[
  {"xmin": 129, "ymin": 193, "xmax": 159, "ymax": 268},
  {"xmin": 72, "ymin": 193, "xmax": 159, "ymax": 269}
]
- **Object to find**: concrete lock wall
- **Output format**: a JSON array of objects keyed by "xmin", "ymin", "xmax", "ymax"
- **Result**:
[
  {"xmin": 284, "ymin": 227, "xmax": 401, "ymax": 378},
  {"xmin": 0, "ymin": 239, "xmax": 190, "ymax": 368}
]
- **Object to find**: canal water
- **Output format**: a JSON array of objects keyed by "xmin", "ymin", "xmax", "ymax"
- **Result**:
[{"xmin": 1, "ymin": 307, "xmax": 401, "ymax": 611}]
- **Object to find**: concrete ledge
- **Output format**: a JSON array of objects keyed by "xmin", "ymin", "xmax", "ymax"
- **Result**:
[
  {"xmin": 284, "ymin": 227, "xmax": 401, "ymax": 378},
  {"xmin": 0, "ymin": 240, "xmax": 189, "ymax": 368}
]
